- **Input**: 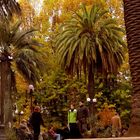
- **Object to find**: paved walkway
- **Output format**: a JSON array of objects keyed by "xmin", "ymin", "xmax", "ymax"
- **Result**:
[
  {"xmin": 0, "ymin": 125, "xmax": 6, "ymax": 140},
  {"xmin": 94, "ymin": 138, "xmax": 140, "ymax": 140},
  {"xmin": 68, "ymin": 138, "xmax": 140, "ymax": 140}
]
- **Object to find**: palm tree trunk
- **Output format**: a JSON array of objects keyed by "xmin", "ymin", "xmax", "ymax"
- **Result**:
[
  {"xmin": 88, "ymin": 64, "xmax": 95, "ymax": 99},
  {"xmin": 123, "ymin": 0, "xmax": 140, "ymax": 136},
  {"xmin": 87, "ymin": 64, "xmax": 95, "ymax": 125},
  {"xmin": 0, "ymin": 58, "xmax": 12, "ymax": 126},
  {"xmin": 4, "ymin": 61, "xmax": 12, "ymax": 124}
]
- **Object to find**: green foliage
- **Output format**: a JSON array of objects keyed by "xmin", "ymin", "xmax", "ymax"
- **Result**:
[
  {"xmin": 56, "ymin": 4, "xmax": 126, "ymax": 77},
  {"xmin": 11, "ymin": 0, "xmax": 131, "ymax": 137},
  {"xmin": 6, "ymin": 128, "xmax": 17, "ymax": 140},
  {"xmin": 0, "ymin": 21, "xmax": 45, "ymax": 84},
  {"xmin": 34, "ymin": 70, "xmax": 88, "ymax": 125},
  {"xmin": 95, "ymin": 77, "xmax": 131, "ymax": 127}
]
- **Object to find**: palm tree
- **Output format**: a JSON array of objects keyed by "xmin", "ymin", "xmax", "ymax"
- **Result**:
[
  {"xmin": 0, "ymin": 21, "xmax": 44, "ymax": 124},
  {"xmin": 0, "ymin": 0, "xmax": 21, "ymax": 20},
  {"xmin": 56, "ymin": 4, "xmax": 126, "ymax": 103},
  {"xmin": 0, "ymin": 0, "xmax": 21, "ymax": 126},
  {"xmin": 123, "ymin": 0, "xmax": 140, "ymax": 136},
  {"xmin": 0, "ymin": 22, "xmax": 44, "ymax": 83}
]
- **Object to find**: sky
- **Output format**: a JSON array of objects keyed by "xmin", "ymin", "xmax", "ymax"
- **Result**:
[
  {"xmin": 16, "ymin": 0, "xmax": 44, "ymax": 15},
  {"xmin": 29, "ymin": 0, "xmax": 44, "ymax": 15}
]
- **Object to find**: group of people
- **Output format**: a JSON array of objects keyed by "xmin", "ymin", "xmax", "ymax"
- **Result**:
[
  {"xmin": 68, "ymin": 101, "xmax": 89, "ymax": 138},
  {"xmin": 68, "ymin": 101, "xmax": 123, "ymax": 138},
  {"xmin": 16, "ymin": 101, "xmax": 122, "ymax": 140},
  {"xmin": 17, "ymin": 101, "xmax": 89, "ymax": 140}
]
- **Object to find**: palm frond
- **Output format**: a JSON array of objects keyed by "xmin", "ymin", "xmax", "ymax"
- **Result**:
[
  {"xmin": 55, "ymin": 4, "xmax": 126, "ymax": 77},
  {"xmin": 0, "ymin": 21, "xmax": 45, "ymax": 84},
  {"xmin": 0, "ymin": 0, "xmax": 21, "ymax": 20}
]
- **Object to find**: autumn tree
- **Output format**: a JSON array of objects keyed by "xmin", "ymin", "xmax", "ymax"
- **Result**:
[{"xmin": 18, "ymin": 0, "xmax": 35, "ymax": 29}]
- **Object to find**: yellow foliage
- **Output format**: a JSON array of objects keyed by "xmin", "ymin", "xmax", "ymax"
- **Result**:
[
  {"xmin": 16, "ymin": 71, "xmax": 28, "ymax": 93},
  {"xmin": 19, "ymin": 0, "xmax": 35, "ymax": 29}
]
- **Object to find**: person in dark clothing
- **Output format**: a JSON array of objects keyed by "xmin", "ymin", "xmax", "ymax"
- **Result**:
[
  {"xmin": 29, "ymin": 106, "xmax": 45, "ymax": 140},
  {"xmin": 55, "ymin": 123, "xmax": 70, "ymax": 140},
  {"xmin": 77, "ymin": 101, "xmax": 89, "ymax": 134},
  {"xmin": 61, "ymin": 125, "xmax": 70, "ymax": 139}
]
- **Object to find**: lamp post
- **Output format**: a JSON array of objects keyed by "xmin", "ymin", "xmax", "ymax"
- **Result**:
[
  {"xmin": 86, "ymin": 97, "xmax": 97, "ymax": 128},
  {"xmin": 87, "ymin": 97, "xmax": 97, "ymax": 113},
  {"xmin": 15, "ymin": 109, "xmax": 24, "ymax": 124},
  {"xmin": 28, "ymin": 84, "xmax": 34, "ymax": 113}
]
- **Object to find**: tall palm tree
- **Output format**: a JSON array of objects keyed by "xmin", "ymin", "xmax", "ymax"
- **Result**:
[
  {"xmin": 0, "ymin": 21, "xmax": 44, "ymax": 124},
  {"xmin": 0, "ymin": 0, "xmax": 21, "ymax": 126},
  {"xmin": 123, "ymin": 0, "xmax": 140, "ymax": 136},
  {"xmin": 56, "ymin": 4, "xmax": 126, "ymax": 103},
  {"xmin": 0, "ymin": 0, "xmax": 21, "ymax": 20},
  {"xmin": 0, "ymin": 22, "xmax": 44, "ymax": 83}
]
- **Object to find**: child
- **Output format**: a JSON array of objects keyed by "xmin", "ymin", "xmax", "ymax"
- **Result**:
[{"xmin": 48, "ymin": 125, "xmax": 61, "ymax": 140}]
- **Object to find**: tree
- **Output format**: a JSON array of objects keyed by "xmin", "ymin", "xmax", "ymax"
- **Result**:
[
  {"xmin": 0, "ymin": 0, "xmax": 21, "ymax": 126},
  {"xmin": 2, "ymin": 22, "xmax": 44, "ymax": 83},
  {"xmin": 123, "ymin": 0, "xmax": 140, "ymax": 136},
  {"xmin": 0, "ymin": 0, "xmax": 21, "ymax": 20},
  {"xmin": 18, "ymin": 0, "xmax": 35, "ymax": 29},
  {"xmin": 0, "ymin": 21, "xmax": 44, "ymax": 124},
  {"xmin": 55, "ymin": 4, "xmax": 126, "ymax": 117}
]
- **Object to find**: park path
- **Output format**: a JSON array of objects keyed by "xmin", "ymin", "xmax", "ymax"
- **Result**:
[
  {"xmin": 0, "ymin": 127, "xmax": 6, "ymax": 140},
  {"xmin": 68, "ymin": 138, "xmax": 140, "ymax": 140}
]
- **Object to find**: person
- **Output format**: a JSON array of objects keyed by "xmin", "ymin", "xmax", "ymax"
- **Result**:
[
  {"xmin": 29, "ymin": 106, "xmax": 45, "ymax": 140},
  {"xmin": 48, "ymin": 125, "xmax": 61, "ymax": 140},
  {"xmin": 61, "ymin": 123, "xmax": 70, "ymax": 139},
  {"xmin": 111, "ymin": 112, "xmax": 122, "ymax": 137},
  {"xmin": 68, "ymin": 104, "xmax": 81, "ymax": 138},
  {"xmin": 18, "ymin": 119, "xmax": 33, "ymax": 140},
  {"xmin": 42, "ymin": 130, "xmax": 48, "ymax": 140},
  {"xmin": 77, "ymin": 101, "xmax": 89, "ymax": 135}
]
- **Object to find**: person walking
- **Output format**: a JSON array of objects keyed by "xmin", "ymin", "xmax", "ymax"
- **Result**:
[
  {"xmin": 29, "ymin": 106, "xmax": 45, "ymax": 140},
  {"xmin": 77, "ymin": 101, "xmax": 89, "ymax": 135},
  {"xmin": 111, "ymin": 112, "xmax": 122, "ymax": 137},
  {"xmin": 68, "ymin": 104, "xmax": 81, "ymax": 138}
]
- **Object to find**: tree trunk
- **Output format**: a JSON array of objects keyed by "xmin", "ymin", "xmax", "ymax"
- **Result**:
[
  {"xmin": 4, "ymin": 61, "xmax": 12, "ymax": 124},
  {"xmin": 87, "ymin": 64, "xmax": 95, "ymax": 128},
  {"xmin": 88, "ymin": 64, "xmax": 95, "ymax": 99},
  {"xmin": 0, "ymin": 60, "xmax": 12, "ymax": 126},
  {"xmin": 123, "ymin": 0, "xmax": 140, "ymax": 136}
]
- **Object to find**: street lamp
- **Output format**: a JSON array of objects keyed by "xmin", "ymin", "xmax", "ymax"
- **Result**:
[
  {"xmin": 86, "ymin": 97, "xmax": 97, "ymax": 103},
  {"xmin": 15, "ymin": 109, "xmax": 24, "ymax": 124},
  {"xmin": 92, "ymin": 98, "xmax": 97, "ymax": 103},
  {"xmin": 86, "ymin": 97, "xmax": 97, "ymax": 115},
  {"xmin": 86, "ymin": 97, "xmax": 97, "ymax": 128},
  {"xmin": 28, "ymin": 84, "xmax": 34, "ymax": 113}
]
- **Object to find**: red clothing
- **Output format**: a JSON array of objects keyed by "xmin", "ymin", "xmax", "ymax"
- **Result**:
[{"xmin": 48, "ymin": 129, "xmax": 56, "ymax": 138}]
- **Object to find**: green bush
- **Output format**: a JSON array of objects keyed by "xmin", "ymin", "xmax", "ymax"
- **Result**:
[{"xmin": 6, "ymin": 128, "xmax": 17, "ymax": 140}]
